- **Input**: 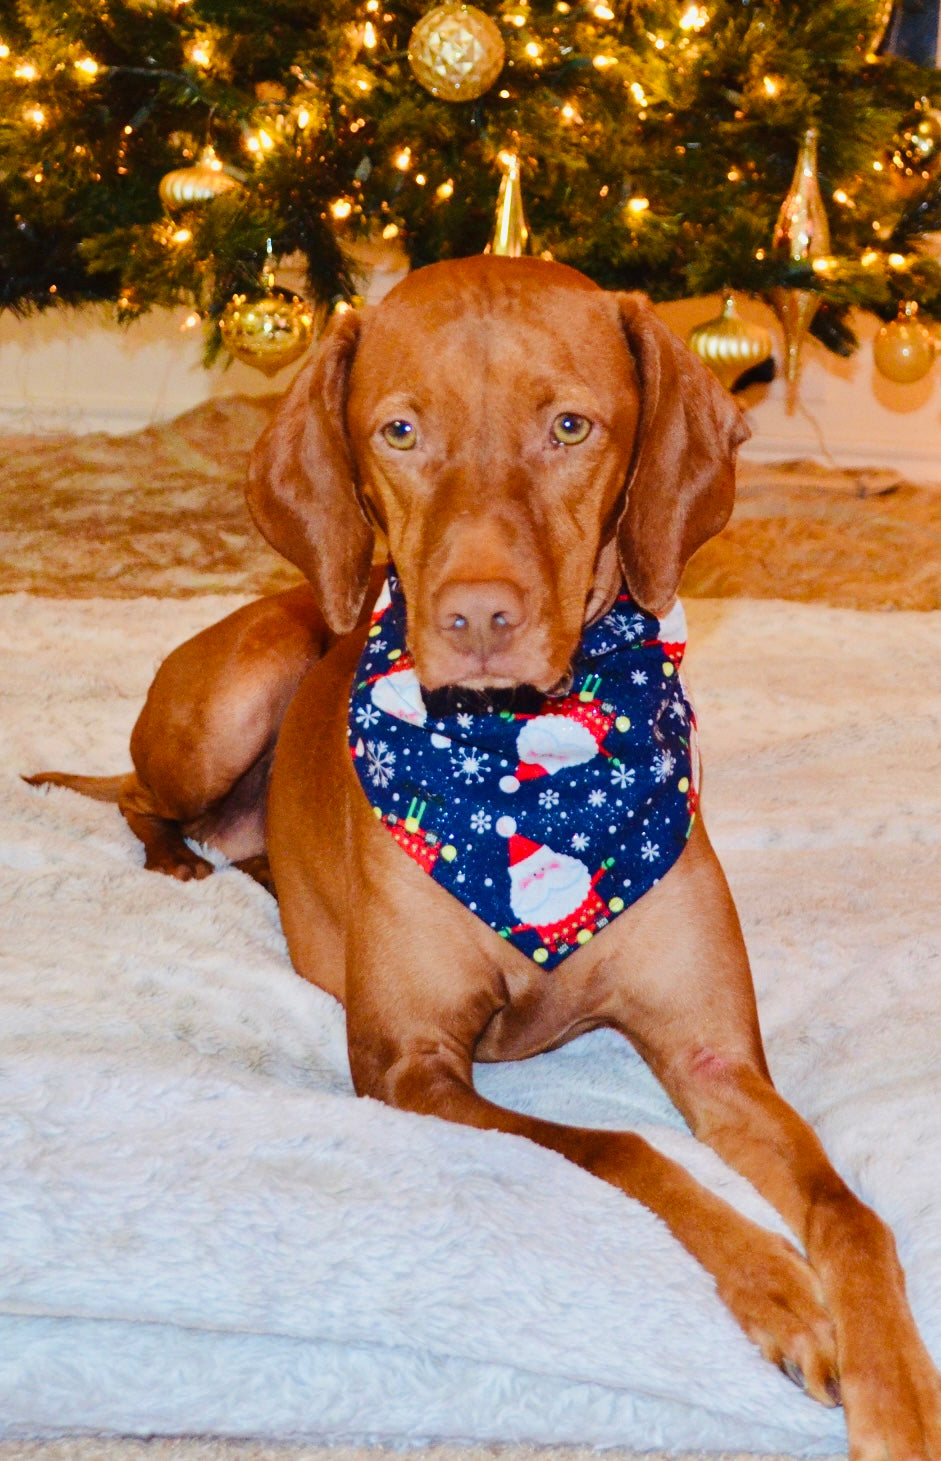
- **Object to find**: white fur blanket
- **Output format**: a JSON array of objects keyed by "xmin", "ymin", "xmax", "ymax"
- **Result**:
[{"xmin": 1, "ymin": 594, "xmax": 939, "ymax": 1453}]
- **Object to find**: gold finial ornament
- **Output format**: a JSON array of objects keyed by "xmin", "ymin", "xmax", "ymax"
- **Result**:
[
  {"xmin": 489, "ymin": 153, "xmax": 529, "ymax": 257},
  {"xmin": 408, "ymin": 3, "xmax": 506, "ymax": 102},
  {"xmin": 768, "ymin": 128, "xmax": 830, "ymax": 410},
  {"xmin": 687, "ymin": 296, "xmax": 774, "ymax": 392},
  {"xmin": 872, "ymin": 301, "xmax": 937, "ymax": 383}
]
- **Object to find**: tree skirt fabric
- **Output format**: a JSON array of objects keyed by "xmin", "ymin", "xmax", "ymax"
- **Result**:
[{"xmin": 0, "ymin": 594, "xmax": 939, "ymax": 1453}]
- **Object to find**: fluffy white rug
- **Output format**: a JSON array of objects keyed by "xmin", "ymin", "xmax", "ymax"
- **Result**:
[{"xmin": 1, "ymin": 594, "xmax": 939, "ymax": 1455}]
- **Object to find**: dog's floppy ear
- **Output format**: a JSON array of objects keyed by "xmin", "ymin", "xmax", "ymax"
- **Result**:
[
  {"xmin": 247, "ymin": 307, "xmax": 375, "ymax": 635},
  {"xmin": 614, "ymin": 292, "xmax": 750, "ymax": 615}
]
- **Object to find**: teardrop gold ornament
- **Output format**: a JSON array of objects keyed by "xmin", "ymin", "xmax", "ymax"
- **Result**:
[
  {"xmin": 865, "ymin": 0, "xmax": 895, "ymax": 57},
  {"xmin": 768, "ymin": 128, "xmax": 830, "ymax": 409},
  {"xmin": 489, "ymin": 153, "xmax": 529, "ymax": 257},
  {"xmin": 687, "ymin": 296, "xmax": 774, "ymax": 392}
]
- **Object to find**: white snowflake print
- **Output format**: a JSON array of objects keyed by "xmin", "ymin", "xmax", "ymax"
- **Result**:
[
  {"xmin": 355, "ymin": 703, "xmax": 381, "ymax": 729},
  {"xmin": 640, "ymin": 838, "xmax": 660, "ymax": 862},
  {"xmin": 452, "ymin": 748, "xmax": 489, "ymax": 784},
  {"xmin": 538, "ymin": 787, "xmax": 560, "ymax": 809},
  {"xmin": 651, "ymin": 748, "xmax": 676, "ymax": 784},
  {"xmin": 610, "ymin": 763, "xmax": 636, "ymax": 789},
  {"xmin": 456, "ymin": 712, "xmax": 474, "ymax": 731},
  {"xmin": 470, "ymin": 809, "xmax": 492, "ymax": 835},
  {"xmin": 668, "ymin": 696, "xmax": 687, "ymax": 722},
  {"xmin": 588, "ymin": 788, "xmax": 607, "ymax": 807},
  {"xmin": 365, "ymin": 740, "xmax": 395, "ymax": 788},
  {"xmin": 630, "ymin": 669, "xmax": 648, "ymax": 686},
  {"xmin": 571, "ymin": 832, "xmax": 589, "ymax": 852},
  {"xmin": 611, "ymin": 611, "xmax": 647, "ymax": 642}
]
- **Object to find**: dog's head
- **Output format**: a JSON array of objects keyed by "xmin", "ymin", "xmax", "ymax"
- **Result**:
[{"xmin": 248, "ymin": 255, "xmax": 748, "ymax": 694}]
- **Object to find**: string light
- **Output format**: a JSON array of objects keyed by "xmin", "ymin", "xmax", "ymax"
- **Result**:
[
  {"xmin": 679, "ymin": 5, "xmax": 708, "ymax": 32},
  {"xmin": 171, "ymin": 227, "xmax": 192, "ymax": 244},
  {"xmin": 74, "ymin": 57, "xmax": 99, "ymax": 78},
  {"xmin": 861, "ymin": 249, "xmax": 880, "ymax": 266},
  {"xmin": 626, "ymin": 195, "xmax": 649, "ymax": 214},
  {"xmin": 0, "ymin": 42, "xmax": 10, "ymax": 58},
  {"xmin": 593, "ymin": 3, "xmax": 614, "ymax": 16},
  {"xmin": 362, "ymin": 21, "xmax": 378, "ymax": 48},
  {"xmin": 24, "ymin": 105, "xmax": 45, "ymax": 126},
  {"xmin": 181, "ymin": 313, "xmax": 201, "ymax": 330},
  {"xmin": 593, "ymin": 54, "xmax": 617, "ymax": 69},
  {"xmin": 435, "ymin": 179, "xmax": 454, "ymax": 199},
  {"xmin": 187, "ymin": 40, "xmax": 212, "ymax": 69},
  {"xmin": 629, "ymin": 81, "xmax": 647, "ymax": 105},
  {"xmin": 394, "ymin": 147, "xmax": 411, "ymax": 170},
  {"xmin": 15, "ymin": 61, "xmax": 38, "ymax": 80},
  {"xmin": 381, "ymin": 222, "xmax": 400, "ymax": 238},
  {"xmin": 330, "ymin": 197, "xmax": 353, "ymax": 219},
  {"xmin": 762, "ymin": 75, "xmax": 781, "ymax": 97}
]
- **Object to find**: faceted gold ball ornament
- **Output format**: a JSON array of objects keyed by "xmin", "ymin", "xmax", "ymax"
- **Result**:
[
  {"xmin": 889, "ymin": 105, "xmax": 941, "ymax": 193},
  {"xmin": 872, "ymin": 301, "xmax": 937, "ymax": 384},
  {"xmin": 408, "ymin": 3, "xmax": 506, "ymax": 103},
  {"xmin": 159, "ymin": 159, "xmax": 239, "ymax": 211},
  {"xmin": 219, "ymin": 290, "xmax": 318, "ymax": 376},
  {"xmin": 687, "ymin": 296, "xmax": 773, "ymax": 392}
]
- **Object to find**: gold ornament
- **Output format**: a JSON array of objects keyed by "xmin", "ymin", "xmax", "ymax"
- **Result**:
[
  {"xmin": 865, "ymin": 0, "xmax": 894, "ymax": 56},
  {"xmin": 888, "ymin": 101, "xmax": 941, "ymax": 195},
  {"xmin": 220, "ymin": 287, "xmax": 317, "ymax": 376},
  {"xmin": 687, "ymin": 295, "xmax": 774, "ymax": 392},
  {"xmin": 872, "ymin": 301, "xmax": 937, "ymax": 384},
  {"xmin": 768, "ymin": 127, "xmax": 830, "ymax": 409},
  {"xmin": 408, "ymin": 3, "xmax": 506, "ymax": 103},
  {"xmin": 159, "ymin": 148, "xmax": 239, "ymax": 210},
  {"xmin": 489, "ymin": 153, "xmax": 529, "ymax": 257}
]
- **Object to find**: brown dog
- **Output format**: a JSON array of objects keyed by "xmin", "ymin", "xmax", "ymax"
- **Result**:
[{"xmin": 29, "ymin": 256, "xmax": 941, "ymax": 1458}]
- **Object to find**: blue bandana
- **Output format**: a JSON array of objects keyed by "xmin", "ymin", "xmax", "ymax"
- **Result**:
[{"xmin": 349, "ymin": 567, "xmax": 699, "ymax": 969}]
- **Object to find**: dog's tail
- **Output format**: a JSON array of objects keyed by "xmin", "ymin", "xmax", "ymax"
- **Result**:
[{"xmin": 22, "ymin": 770, "xmax": 129, "ymax": 803}]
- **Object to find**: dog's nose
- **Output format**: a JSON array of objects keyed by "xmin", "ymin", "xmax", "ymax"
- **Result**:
[{"xmin": 434, "ymin": 580, "xmax": 526, "ymax": 661}]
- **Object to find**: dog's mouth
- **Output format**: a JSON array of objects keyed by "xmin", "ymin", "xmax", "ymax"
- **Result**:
[
  {"xmin": 421, "ymin": 683, "xmax": 549, "ymax": 718},
  {"xmin": 419, "ymin": 667, "xmax": 574, "ymax": 719}
]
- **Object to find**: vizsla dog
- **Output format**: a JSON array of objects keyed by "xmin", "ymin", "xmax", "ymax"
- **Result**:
[{"xmin": 29, "ymin": 256, "xmax": 940, "ymax": 1458}]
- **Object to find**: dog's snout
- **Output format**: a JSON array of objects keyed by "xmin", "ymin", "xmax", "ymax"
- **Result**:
[{"xmin": 434, "ymin": 579, "xmax": 526, "ymax": 660}]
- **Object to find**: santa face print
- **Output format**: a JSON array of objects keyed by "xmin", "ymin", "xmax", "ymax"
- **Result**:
[
  {"xmin": 349, "ymin": 565, "xmax": 699, "ymax": 969},
  {"xmin": 509, "ymin": 846, "xmax": 592, "ymax": 925}
]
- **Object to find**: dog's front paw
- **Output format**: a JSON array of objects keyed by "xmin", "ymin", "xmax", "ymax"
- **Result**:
[{"xmin": 716, "ymin": 1229, "xmax": 840, "ymax": 1408}]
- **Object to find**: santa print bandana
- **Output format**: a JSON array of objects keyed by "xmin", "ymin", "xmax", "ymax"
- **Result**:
[{"xmin": 349, "ymin": 566, "xmax": 700, "ymax": 970}]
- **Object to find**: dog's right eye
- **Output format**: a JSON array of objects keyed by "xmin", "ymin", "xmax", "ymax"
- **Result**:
[{"xmin": 381, "ymin": 420, "xmax": 417, "ymax": 450}]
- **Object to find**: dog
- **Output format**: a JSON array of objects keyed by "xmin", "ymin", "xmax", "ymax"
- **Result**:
[{"xmin": 28, "ymin": 255, "xmax": 941, "ymax": 1458}]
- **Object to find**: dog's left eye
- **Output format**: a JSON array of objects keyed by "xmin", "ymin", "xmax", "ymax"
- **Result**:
[
  {"xmin": 551, "ymin": 413, "xmax": 591, "ymax": 446},
  {"xmin": 381, "ymin": 419, "xmax": 417, "ymax": 450}
]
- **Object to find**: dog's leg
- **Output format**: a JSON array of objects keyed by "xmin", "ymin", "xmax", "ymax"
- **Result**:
[
  {"xmin": 122, "ymin": 586, "xmax": 341, "ymax": 880},
  {"xmin": 342, "ymin": 913, "xmax": 839, "ymax": 1407},
  {"xmin": 607, "ymin": 819, "xmax": 941, "ymax": 1459}
]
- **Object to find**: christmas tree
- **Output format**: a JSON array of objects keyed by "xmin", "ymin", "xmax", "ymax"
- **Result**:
[{"xmin": 2, "ymin": 0, "xmax": 941, "ymax": 369}]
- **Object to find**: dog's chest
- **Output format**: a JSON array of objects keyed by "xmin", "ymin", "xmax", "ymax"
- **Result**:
[{"xmin": 349, "ymin": 569, "xmax": 700, "ymax": 969}]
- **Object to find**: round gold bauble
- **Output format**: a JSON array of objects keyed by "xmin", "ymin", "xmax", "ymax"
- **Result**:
[
  {"xmin": 873, "ymin": 302, "xmax": 936, "ymax": 384},
  {"xmin": 159, "ymin": 157, "xmax": 239, "ymax": 211},
  {"xmin": 408, "ymin": 3, "xmax": 506, "ymax": 102},
  {"xmin": 687, "ymin": 296, "xmax": 773, "ymax": 392},
  {"xmin": 889, "ymin": 104, "xmax": 941, "ymax": 192},
  {"xmin": 219, "ymin": 289, "xmax": 317, "ymax": 376}
]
